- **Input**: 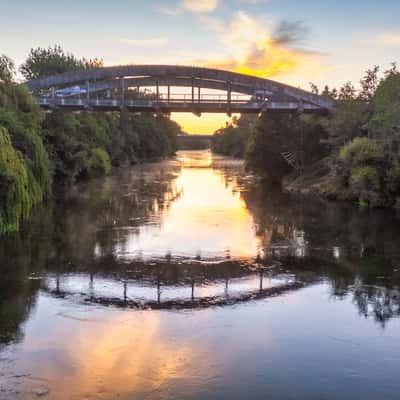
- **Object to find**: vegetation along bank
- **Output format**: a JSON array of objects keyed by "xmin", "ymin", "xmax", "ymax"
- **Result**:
[
  {"xmin": 212, "ymin": 64, "xmax": 400, "ymax": 208},
  {"xmin": 0, "ymin": 46, "xmax": 180, "ymax": 234}
]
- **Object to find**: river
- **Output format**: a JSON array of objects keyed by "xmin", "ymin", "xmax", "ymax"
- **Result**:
[{"xmin": 1, "ymin": 150, "xmax": 400, "ymax": 399}]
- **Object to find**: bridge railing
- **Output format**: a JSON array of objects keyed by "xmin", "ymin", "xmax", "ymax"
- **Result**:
[
  {"xmin": 36, "ymin": 97, "xmax": 323, "ymax": 113},
  {"xmin": 38, "ymin": 95, "xmax": 254, "ymax": 105}
]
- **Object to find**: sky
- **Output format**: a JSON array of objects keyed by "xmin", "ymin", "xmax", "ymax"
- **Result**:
[{"xmin": 1, "ymin": 0, "xmax": 400, "ymax": 133}]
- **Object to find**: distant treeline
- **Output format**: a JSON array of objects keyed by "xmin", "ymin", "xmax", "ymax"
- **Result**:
[
  {"xmin": 212, "ymin": 63, "xmax": 400, "ymax": 208},
  {"xmin": 0, "ymin": 46, "xmax": 180, "ymax": 234}
]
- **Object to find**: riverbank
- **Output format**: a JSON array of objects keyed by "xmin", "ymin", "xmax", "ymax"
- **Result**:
[
  {"xmin": 1, "ymin": 48, "xmax": 184, "ymax": 234},
  {"xmin": 0, "ymin": 83, "xmax": 180, "ymax": 234},
  {"xmin": 212, "ymin": 66, "xmax": 400, "ymax": 209}
]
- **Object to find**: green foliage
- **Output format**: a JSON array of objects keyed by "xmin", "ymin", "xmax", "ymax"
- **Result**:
[
  {"xmin": 338, "ymin": 137, "xmax": 384, "ymax": 165},
  {"xmin": 89, "ymin": 148, "xmax": 111, "ymax": 177},
  {"xmin": 367, "ymin": 73, "xmax": 400, "ymax": 142},
  {"xmin": 324, "ymin": 100, "xmax": 371, "ymax": 148},
  {"xmin": 0, "ymin": 79, "xmax": 52, "ymax": 233},
  {"xmin": 385, "ymin": 164, "xmax": 400, "ymax": 194},
  {"xmin": 245, "ymin": 114, "xmax": 294, "ymax": 185},
  {"xmin": 212, "ymin": 115, "xmax": 255, "ymax": 158},
  {"xmin": 41, "ymin": 110, "xmax": 179, "ymax": 184},
  {"xmin": 0, "ymin": 128, "xmax": 30, "ymax": 233},
  {"xmin": 20, "ymin": 45, "xmax": 103, "ymax": 80},
  {"xmin": 0, "ymin": 48, "xmax": 180, "ymax": 234},
  {"xmin": 335, "ymin": 138, "xmax": 389, "ymax": 207},
  {"xmin": 244, "ymin": 112, "xmax": 328, "ymax": 185},
  {"xmin": 0, "ymin": 55, "xmax": 15, "ymax": 83},
  {"xmin": 350, "ymin": 166, "xmax": 380, "ymax": 191}
]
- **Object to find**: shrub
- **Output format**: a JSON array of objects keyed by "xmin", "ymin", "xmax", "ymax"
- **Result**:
[
  {"xmin": 339, "ymin": 137, "xmax": 383, "ymax": 165},
  {"xmin": 386, "ymin": 164, "xmax": 400, "ymax": 194},
  {"xmin": 350, "ymin": 166, "xmax": 380, "ymax": 191},
  {"xmin": 88, "ymin": 148, "xmax": 111, "ymax": 177},
  {"xmin": 0, "ymin": 128, "xmax": 31, "ymax": 233}
]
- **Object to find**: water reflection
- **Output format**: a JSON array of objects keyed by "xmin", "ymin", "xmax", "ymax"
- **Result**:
[
  {"xmin": 114, "ymin": 151, "xmax": 261, "ymax": 261},
  {"xmin": 2, "ymin": 150, "xmax": 400, "ymax": 399}
]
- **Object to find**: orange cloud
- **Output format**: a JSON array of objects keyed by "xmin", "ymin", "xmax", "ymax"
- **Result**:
[
  {"xmin": 204, "ymin": 40, "xmax": 307, "ymax": 78},
  {"xmin": 199, "ymin": 12, "xmax": 321, "ymax": 79}
]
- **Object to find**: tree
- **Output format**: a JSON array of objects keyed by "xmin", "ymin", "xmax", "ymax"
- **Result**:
[
  {"xmin": 367, "ymin": 71, "xmax": 400, "ymax": 155},
  {"xmin": 338, "ymin": 82, "xmax": 357, "ymax": 101},
  {"xmin": 384, "ymin": 62, "xmax": 398, "ymax": 79},
  {"xmin": 245, "ymin": 113, "xmax": 295, "ymax": 186},
  {"xmin": 0, "ymin": 55, "xmax": 15, "ymax": 82},
  {"xmin": 212, "ymin": 114, "xmax": 256, "ymax": 158},
  {"xmin": 20, "ymin": 45, "xmax": 103, "ymax": 80},
  {"xmin": 321, "ymin": 85, "xmax": 338, "ymax": 100},
  {"xmin": 359, "ymin": 66, "xmax": 380, "ymax": 101},
  {"xmin": 309, "ymin": 82, "xmax": 319, "ymax": 95}
]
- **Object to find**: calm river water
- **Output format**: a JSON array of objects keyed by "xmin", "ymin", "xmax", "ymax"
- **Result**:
[{"xmin": 1, "ymin": 150, "xmax": 400, "ymax": 399}]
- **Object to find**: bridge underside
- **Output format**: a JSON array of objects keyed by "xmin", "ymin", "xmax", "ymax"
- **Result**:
[
  {"xmin": 37, "ymin": 98, "xmax": 326, "ymax": 114},
  {"xmin": 26, "ymin": 65, "xmax": 334, "ymax": 114}
]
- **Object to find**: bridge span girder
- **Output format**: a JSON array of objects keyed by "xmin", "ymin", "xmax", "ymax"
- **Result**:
[
  {"xmin": 37, "ymin": 98, "xmax": 328, "ymax": 115},
  {"xmin": 26, "ymin": 64, "xmax": 334, "ymax": 113}
]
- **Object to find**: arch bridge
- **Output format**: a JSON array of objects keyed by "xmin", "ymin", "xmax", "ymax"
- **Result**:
[{"xmin": 26, "ymin": 65, "xmax": 334, "ymax": 115}]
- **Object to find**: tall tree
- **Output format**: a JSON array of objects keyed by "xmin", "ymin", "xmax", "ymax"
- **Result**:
[
  {"xmin": 20, "ymin": 45, "xmax": 103, "ymax": 80},
  {"xmin": 0, "ymin": 55, "xmax": 15, "ymax": 82},
  {"xmin": 359, "ymin": 66, "xmax": 380, "ymax": 101}
]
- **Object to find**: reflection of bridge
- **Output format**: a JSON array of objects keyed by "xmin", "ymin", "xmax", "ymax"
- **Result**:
[
  {"xmin": 26, "ymin": 65, "xmax": 334, "ymax": 115},
  {"xmin": 40, "ymin": 261, "xmax": 311, "ymax": 311}
]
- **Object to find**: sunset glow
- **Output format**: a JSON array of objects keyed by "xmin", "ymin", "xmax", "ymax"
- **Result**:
[{"xmin": 171, "ymin": 112, "xmax": 235, "ymax": 134}]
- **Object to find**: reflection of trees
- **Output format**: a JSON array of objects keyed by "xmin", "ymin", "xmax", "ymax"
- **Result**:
[
  {"xmin": 218, "ymin": 168, "xmax": 400, "ymax": 326},
  {"xmin": 0, "ymin": 274, "xmax": 40, "ymax": 347},
  {"xmin": 0, "ymin": 205, "xmax": 51, "ymax": 346},
  {"xmin": 353, "ymin": 285, "xmax": 400, "ymax": 326},
  {"xmin": 0, "ymin": 161, "xmax": 181, "ymax": 346},
  {"xmin": 3, "ymin": 153, "xmax": 400, "ymax": 346},
  {"xmin": 49, "ymin": 161, "xmax": 182, "ymax": 265}
]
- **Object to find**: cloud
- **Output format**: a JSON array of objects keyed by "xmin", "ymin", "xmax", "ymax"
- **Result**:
[
  {"xmin": 198, "ymin": 11, "xmax": 322, "ymax": 78},
  {"xmin": 182, "ymin": 0, "xmax": 218, "ymax": 12},
  {"xmin": 160, "ymin": 0, "xmax": 218, "ymax": 15},
  {"xmin": 375, "ymin": 33, "xmax": 400, "ymax": 46},
  {"xmin": 120, "ymin": 37, "xmax": 168, "ymax": 47}
]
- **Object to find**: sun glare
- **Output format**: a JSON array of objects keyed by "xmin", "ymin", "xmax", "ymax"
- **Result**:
[{"xmin": 171, "ymin": 112, "xmax": 238, "ymax": 135}]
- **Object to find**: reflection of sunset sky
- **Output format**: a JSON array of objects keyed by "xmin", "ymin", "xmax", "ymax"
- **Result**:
[
  {"xmin": 15, "ymin": 302, "xmax": 207, "ymax": 399},
  {"xmin": 9, "ymin": 282, "xmax": 400, "ymax": 399},
  {"xmin": 115, "ymin": 151, "xmax": 262, "ymax": 261}
]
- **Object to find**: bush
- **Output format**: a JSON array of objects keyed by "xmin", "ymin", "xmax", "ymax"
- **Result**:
[
  {"xmin": 339, "ymin": 137, "xmax": 384, "ymax": 165},
  {"xmin": 350, "ymin": 166, "xmax": 380, "ymax": 191},
  {"xmin": 88, "ymin": 148, "xmax": 111, "ymax": 177},
  {"xmin": 386, "ymin": 164, "xmax": 400, "ymax": 193},
  {"xmin": 0, "ymin": 128, "xmax": 31, "ymax": 233}
]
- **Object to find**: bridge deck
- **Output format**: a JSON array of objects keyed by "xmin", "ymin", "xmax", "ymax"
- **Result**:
[
  {"xmin": 26, "ymin": 65, "xmax": 334, "ymax": 113},
  {"xmin": 37, "ymin": 97, "xmax": 325, "ymax": 114}
]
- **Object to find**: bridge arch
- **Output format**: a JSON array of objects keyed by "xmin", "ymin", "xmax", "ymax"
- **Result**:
[{"xmin": 26, "ymin": 65, "xmax": 334, "ymax": 113}]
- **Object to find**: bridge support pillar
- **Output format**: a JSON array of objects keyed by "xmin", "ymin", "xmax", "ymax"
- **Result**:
[
  {"xmin": 120, "ymin": 78, "xmax": 125, "ymax": 108},
  {"xmin": 86, "ymin": 81, "xmax": 90, "ymax": 103},
  {"xmin": 227, "ymin": 80, "xmax": 232, "ymax": 116},
  {"xmin": 191, "ymin": 77, "xmax": 195, "ymax": 103}
]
